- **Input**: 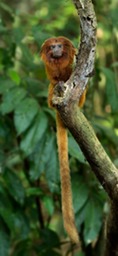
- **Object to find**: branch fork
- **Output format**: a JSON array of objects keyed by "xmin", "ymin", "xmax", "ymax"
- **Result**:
[
  {"xmin": 52, "ymin": 1, "xmax": 118, "ymax": 254},
  {"xmin": 52, "ymin": 0, "xmax": 97, "ymax": 108}
]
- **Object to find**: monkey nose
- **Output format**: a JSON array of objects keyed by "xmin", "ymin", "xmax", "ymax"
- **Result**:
[
  {"xmin": 52, "ymin": 45, "xmax": 63, "ymax": 57},
  {"xmin": 53, "ymin": 52, "xmax": 62, "ymax": 57}
]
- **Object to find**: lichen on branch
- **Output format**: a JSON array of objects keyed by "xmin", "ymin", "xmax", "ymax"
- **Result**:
[{"xmin": 52, "ymin": 0, "xmax": 97, "ymax": 107}]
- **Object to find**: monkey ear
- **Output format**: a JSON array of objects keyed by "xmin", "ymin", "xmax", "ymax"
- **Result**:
[
  {"xmin": 40, "ymin": 41, "xmax": 46, "ymax": 56},
  {"xmin": 40, "ymin": 38, "xmax": 50, "ymax": 57}
]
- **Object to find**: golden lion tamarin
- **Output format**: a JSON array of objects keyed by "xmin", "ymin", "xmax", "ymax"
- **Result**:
[{"xmin": 40, "ymin": 36, "xmax": 86, "ymax": 244}]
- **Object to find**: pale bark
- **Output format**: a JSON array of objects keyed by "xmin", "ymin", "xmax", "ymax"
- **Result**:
[{"xmin": 52, "ymin": 0, "xmax": 118, "ymax": 255}]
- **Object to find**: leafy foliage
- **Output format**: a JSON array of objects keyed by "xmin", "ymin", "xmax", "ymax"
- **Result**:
[{"xmin": 0, "ymin": 0, "xmax": 118, "ymax": 255}]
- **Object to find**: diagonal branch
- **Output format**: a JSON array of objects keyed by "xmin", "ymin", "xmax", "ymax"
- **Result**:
[
  {"xmin": 52, "ymin": 0, "xmax": 118, "ymax": 200},
  {"xmin": 52, "ymin": 0, "xmax": 118, "ymax": 255},
  {"xmin": 59, "ymin": 104, "xmax": 118, "ymax": 201}
]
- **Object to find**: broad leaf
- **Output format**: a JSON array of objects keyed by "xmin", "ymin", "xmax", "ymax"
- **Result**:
[
  {"xmin": 0, "ymin": 87, "xmax": 27, "ymax": 114},
  {"xmin": 0, "ymin": 78, "xmax": 15, "ymax": 94},
  {"xmin": 72, "ymin": 175, "xmax": 89, "ymax": 214},
  {"xmin": 84, "ymin": 198, "xmax": 103, "ymax": 244},
  {"xmin": 3, "ymin": 169, "xmax": 25, "ymax": 204},
  {"xmin": 20, "ymin": 111, "xmax": 48, "ymax": 155},
  {"xmin": 29, "ymin": 131, "xmax": 59, "ymax": 192},
  {"xmin": 69, "ymin": 136, "xmax": 85, "ymax": 163},
  {"xmin": 44, "ymin": 134, "xmax": 60, "ymax": 192},
  {"xmin": 14, "ymin": 97, "xmax": 39, "ymax": 135},
  {"xmin": 0, "ymin": 228, "xmax": 10, "ymax": 256},
  {"xmin": 8, "ymin": 69, "xmax": 21, "ymax": 85},
  {"xmin": 102, "ymin": 67, "xmax": 118, "ymax": 113}
]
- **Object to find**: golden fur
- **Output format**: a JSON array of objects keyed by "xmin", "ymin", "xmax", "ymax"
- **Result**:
[{"xmin": 40, "ymin": 36, "xmax": 86, "ymax": 243}]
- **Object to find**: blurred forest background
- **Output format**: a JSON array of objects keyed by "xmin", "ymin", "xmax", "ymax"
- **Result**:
[{"xmin": 0, "ymin": 0, "xmax": 118, "ymax": 255}]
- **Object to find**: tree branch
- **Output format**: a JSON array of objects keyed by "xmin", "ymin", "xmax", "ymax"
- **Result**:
[
  {"xmin": 52, "ymin": 0, "xmax": 118, "ymax": 255},
  {"xmin": 52, "ymin": 0, "xmax": 118, "ymax": 200},
  {"xmin": 57, "ymin": 104, "xmax": 118, "ymax": 200},
  {"xmin": 53, "ymin": 0, "xmax": 97, "ymax": 107}
]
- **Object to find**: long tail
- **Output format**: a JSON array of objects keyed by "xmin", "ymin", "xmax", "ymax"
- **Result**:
[{"xmin": 56, "ymin": 111, "xmax": 79, "ymax": 244}]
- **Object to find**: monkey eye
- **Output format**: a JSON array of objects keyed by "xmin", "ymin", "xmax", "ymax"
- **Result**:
[
  {"xmin": 50, "ymin": 45, "xmax": 55, "ymax": 50},
  {"xmin": 50, "ymin": 44, "xmax": 62, "ymax": 50},
  {"xmin": 58, "ymin": 44, "xmax": 62, "ymax": 48}
]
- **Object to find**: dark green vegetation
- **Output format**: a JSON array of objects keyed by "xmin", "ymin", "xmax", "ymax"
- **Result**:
[{"xmin": 0, "ymin": 0, "xmax": 118, "ymax": 255}]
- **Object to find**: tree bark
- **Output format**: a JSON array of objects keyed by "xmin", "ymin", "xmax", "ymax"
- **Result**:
[{"xmin": 52, "ymin": 0, "xmax": 118, "ymax": 255}]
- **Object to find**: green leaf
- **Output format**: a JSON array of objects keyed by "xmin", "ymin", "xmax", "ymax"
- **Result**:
[
  {"xmin": 0, "ymin": 2, "xmax": 13, "ymax": 15},
  {"xmin": 72, "ymin": 176, "xmax": 89, "ymax": 214},
  {"xmin": 29, "ymin": 131, "xmax": 59, "ymax": 192},
  {"xmin": 24, "ymin": 77, "xmax": 46, "ymax": 97},
  {"xmin": 94, "ymin": 122, "xmax": 118, "ymax": 146},
  {"xmin": 43, "ymin": 196, "xmax": 54, "ymax": 215},
  {"xmin": 14, "ymin": 97, "xmax": 39, "ymax": 135},
  {"xmin": 0, "ymin": 193, "xmax": 15, "ymax": 230},
  {"xmin": 0, "ymin": 229, "xmax": 10, "ymax": 256},
  {"xmin": 0, "ymin": 188, "xmax": 29, "ymax": 239},
  {"xmin": 0, "ymin": 184, "xmax": 12, "ymax": 209},
  {"xmin": 102, "ymin": 67, "xmax": 118, "ymax": 112},
  {"xmin": 0, "ymin": 24, "xmax": 8, "ymax": 34},
  {"xmin": 77, "ymin": 252, "xmax": 85, "ymax": 256},
  {"xmin": 20, "ymin": 44, "xmax": 33, "ymax": 63},
  {"xmin": 29, "ymin": 135, "xmax": 48, "ymax": 180},
  {"xmin": 40, "ymin": 228, "xmax": 60, "ymax": 248},
  {"xmin": 84, "ymin": 198, "xmax": 103, "ymax": 244},
  {"xmin": 13, "ymin": 212, "xmax": 30, "ymax": 240},
  {"xmin": 12, "ymin": 27, "xmax": 24, "ymax": 44},
  {"xmin": 68, "ymin": 136, "xmax": 85, "ymax": 163},
  {"xmin": 26, "ymin": 187, "xmax": 42, "ymax": 197},
  {"xmin": 0, "ymin": 207, "xmax": 15, "ymax": 231},
  {"xmin": 44, "ymin": 134, "xmax": 60, "ymax": 192},
  {"xmin": 3, "ymin": 169, "xmax": 25, "ymax": 204},
  {"xmin": 12, "ymin": 240, "xmax": 30, "ymax": 256},
  {"xmin": 7, "ymin": 69, "xmax": 21, "ymax": 85},
  {"xmin": 0, "ymin": 78, "xmax": 15, "ymax": 94},
  {"xmin": 20, "ymin": 44, "xmax": 36, "ymax": 71},
  {"xmin": 0, "ymin": 87, "xmax": 27, "ymax": 114},
  {"xmin": 20, "ymin": 111, "xmax": 48, "ymax": 155}
]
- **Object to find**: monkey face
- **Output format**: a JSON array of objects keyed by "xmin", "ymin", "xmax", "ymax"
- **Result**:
[
  {"xmin": 40, "ymin": 36, "xmax": 76, "ymax": 68},
  {"xmin": 49, "ymin": 43, "xmax": 64, "ymax": 58}
]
